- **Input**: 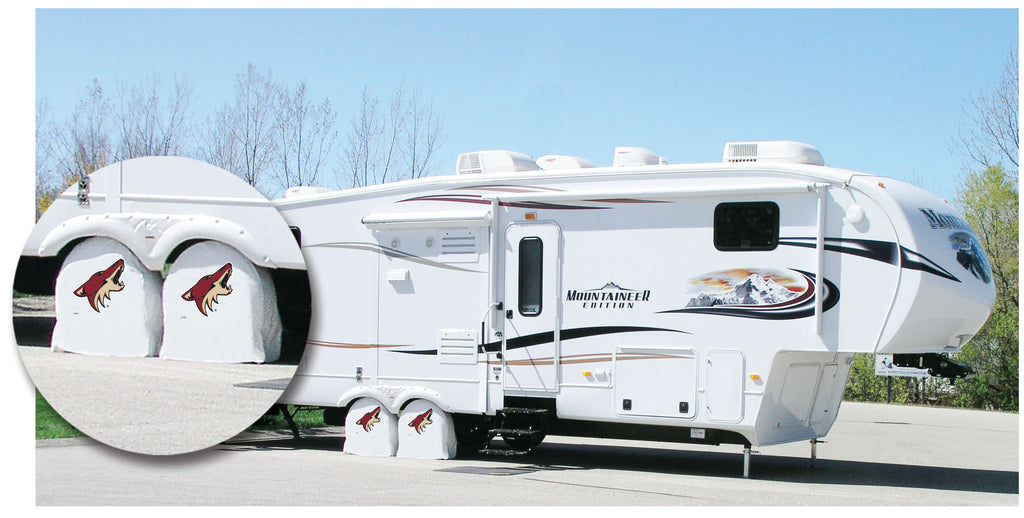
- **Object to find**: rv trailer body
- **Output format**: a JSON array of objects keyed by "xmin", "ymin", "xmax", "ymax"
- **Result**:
[{"xmin": 266, "ymin": 143, "xmax": 989, "ymax": 449}]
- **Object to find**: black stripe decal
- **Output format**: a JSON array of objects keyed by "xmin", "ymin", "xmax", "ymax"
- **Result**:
[
  {"xmin": 391, "ymin": 326, "xmax": 689, "ymax": 356},
  {"xmin": 779, "ymin": 237, "xmax": 959, "ymax": 283}
]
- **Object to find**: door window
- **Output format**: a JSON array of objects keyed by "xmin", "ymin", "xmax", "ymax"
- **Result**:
[{"xmin": 518, "ymin": 237, "xmax": 543, "ymax": 316}]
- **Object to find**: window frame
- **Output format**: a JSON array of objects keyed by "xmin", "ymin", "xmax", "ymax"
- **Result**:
[{"xmin": 713, "ymin": 201, "xmax": 781, "ymax": 252}]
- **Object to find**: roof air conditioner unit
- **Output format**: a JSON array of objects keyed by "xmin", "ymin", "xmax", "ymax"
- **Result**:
[
  {"xmin": 723, "ymin": 141, "xmax": 825, "ymax": 166},
  {"xmin": 456, "ymin": 150, "xmax": 540, "ymax": 175}
]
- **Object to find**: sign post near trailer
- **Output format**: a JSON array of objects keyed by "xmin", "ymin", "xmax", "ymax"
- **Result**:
[{"xmin": 875, "ymin": 354, "xmax": 930, "ymax": 403}]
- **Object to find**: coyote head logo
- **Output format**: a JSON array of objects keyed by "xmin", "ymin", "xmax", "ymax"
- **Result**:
[
  {"xmin": 356, "ymin": 407, "xmax": 382, "ymax": 432},
  {"xmin": 181, "ymin": 263, "xmax": 233, "ymax": 316},
  {"xmin": 73, "ymin": 259, "xmax": 125, "ymax": 313},
  {"xmin": 408, "ymin": 408, "xmax": 433, "ymax": 434}
]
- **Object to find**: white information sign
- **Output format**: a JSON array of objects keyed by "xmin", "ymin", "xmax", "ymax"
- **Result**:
[{"xmin": 875, "ymin": 354, "xmax": 930, "ymax": 378}]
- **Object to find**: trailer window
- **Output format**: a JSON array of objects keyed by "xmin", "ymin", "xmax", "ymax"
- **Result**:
[
  {"xmin": 714, "ymin": 202, "xmax": 779, "ymax": 251},
  {"xmin": 518, "ymin": 237, "xmax": 543, "ymax": 316}
]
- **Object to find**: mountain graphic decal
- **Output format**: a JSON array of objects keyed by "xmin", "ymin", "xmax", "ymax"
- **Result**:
[
  {"xmin": 686, "ymin": 273, "xmax": 799, "ymax": 307},
  {"xmin": 660, "ymin": 268, "xmax": 839, "ymax": 320}
]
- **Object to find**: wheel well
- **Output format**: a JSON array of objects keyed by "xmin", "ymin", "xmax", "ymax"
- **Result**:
[{"xmin": 15, "ymin": 237, "xmax": 115, "ymax": 295}]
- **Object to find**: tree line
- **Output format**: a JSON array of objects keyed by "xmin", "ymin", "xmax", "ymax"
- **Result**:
[
  {"xmin": 34, "ymin": 63, "xmax": 446, "ymax": 216},
  {"xmin": 844, "ymin": 49, "xmax": 1019, "ymax": 412}
]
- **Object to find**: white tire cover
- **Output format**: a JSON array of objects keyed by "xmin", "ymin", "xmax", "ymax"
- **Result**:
[
  {"xmin": 160, "ymin": 241, "xmax": 281, "ymax": 363},
  {"xmin": 344, "ymin": 397, "xmax": 398, "ymax": 457},
  {"xmin": 52, "ymin": 237, "xmax": 162, "ymax": 357},
  {"xmin": 397, "ymin": 399, "xmax": 457, "ymax": 459}
]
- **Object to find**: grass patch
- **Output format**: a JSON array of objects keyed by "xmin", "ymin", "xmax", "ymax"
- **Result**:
[
  {"xmin": 36, "ymin": 391, "xmax": 86, "ymax": 440},
  {"xmin": 37, "ymin": 390, "xmax": 325, "ymax": 440},
  {"xmin": 247, "ymin": 405, "xmax": 326, "ymax": 431}
]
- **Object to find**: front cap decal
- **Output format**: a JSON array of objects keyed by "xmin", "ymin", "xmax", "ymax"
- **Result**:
[
  {"xmin": 949, "ymin": 232, "xmax": 992, "ymax": 284},
  {"xmin": 356, "ymin": 407, "xmax": 382, "ymax": 432},
  {"xmin": 73, "ymin": 259, "xmax": 126, "ymax": 313},
  {"xmin": 408, "ymin": 408, "xmax": 433, "ymax": 434},
  {"xmin": 181, "ymin": 263, "xmax": 233, "ymax": 316}
]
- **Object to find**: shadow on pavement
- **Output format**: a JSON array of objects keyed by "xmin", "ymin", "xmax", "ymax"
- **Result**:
[
  {"xmin": 476, "ymin": 441, "xmax": 1020, "ymax": 495},
  {"xmin": 225, "ymin": 430, "xmax": 1018, "ymax": 495}
]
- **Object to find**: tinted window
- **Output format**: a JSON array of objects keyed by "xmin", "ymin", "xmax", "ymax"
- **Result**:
[
  {"xmin": 714, "ymin": 202, "xmax": 779, "ymax": 251},
  {"xmin": 518, "ymin": 237, "xmax": 543, "ymax": 316}
]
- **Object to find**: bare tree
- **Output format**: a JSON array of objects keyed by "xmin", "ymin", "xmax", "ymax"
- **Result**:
[
  {"xmin": 955, "ymin": 48, "xmax": 1019, "ymax": 179},
  {"xmin": 277, "ymin": 83, "xmax": 338, "ymax": 191},
  {"xmin": 44, "ymin": 79, "xmax": 113, "ymax": 189},
  {"xmin": 403, "ymin": 89, "xmax": 446, "ymax": 180},
  {"xmin": 201, "ymin": 64, "xmax": 281, "ymax": 194},
  {"xmin": 199, "ymin": 106, "xmax": 245, "ymax": 179},
  {"xmin": 115, "ymin": 74, "xmax": 195, "ymax": 159},
  {"xmin": 342, "ymin": 86, "xmax": 383, "ymax": 188},
  {"xmin": 33, "ymin": 80, "xmax": 112, "ymax": 217},
  {"xmin": 340, "ymin": 85, "xmax": 446, "ymax": 187},
  {"xmin": 35, "ymin": 100, "xmax": 61, "ymax": 218}
]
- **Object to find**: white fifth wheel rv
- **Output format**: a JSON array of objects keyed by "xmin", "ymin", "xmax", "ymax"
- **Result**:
[{"xmin": 274, "ymin": 141, "xmax": 995, "ymax": 466}]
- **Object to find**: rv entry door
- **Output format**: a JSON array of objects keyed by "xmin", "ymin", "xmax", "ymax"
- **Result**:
[{"xmin": 503, "ymin": 223, "xmax": 561, "ymax": 396}]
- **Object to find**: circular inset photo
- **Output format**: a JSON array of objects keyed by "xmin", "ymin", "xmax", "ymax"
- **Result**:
[{"xmin": 13, "ymin": 157, "xmax": 311, "ymax": 455}]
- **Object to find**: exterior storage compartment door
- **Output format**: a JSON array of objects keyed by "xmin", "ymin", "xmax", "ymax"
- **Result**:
[
  {"xmin": 613, "ymin": 347, "xmax": 697, "ymax": 418},
  {"xmin": 705, "ymin": 349, "xmax": 744, "ymax": 423}
]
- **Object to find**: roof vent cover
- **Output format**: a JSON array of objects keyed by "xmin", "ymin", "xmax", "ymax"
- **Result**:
[
  {"xmin": 536, "ymin": 155, "xmax": 597, "ymax": 170},
  {"xmin": 723, "ymin": 141, "xmax": 824, "ymax": 166},
  {"xmin": 613, "ymin": 147, "xmax": 662, "ymax": 167}
]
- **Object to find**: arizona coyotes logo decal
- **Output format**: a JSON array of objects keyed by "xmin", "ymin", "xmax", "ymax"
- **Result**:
[
  {"xmin": 356, "ymin": 407, "xmax": 382, "ymax": 432},
  {"xmin": 73, "ymin": 259, "xmax": 125, "ymax": 312},
  {"xmin": 408, "ymin": 409, "xmax": 433, "ymax": 434},
  {"xmin": 181, "ymin": 263, "xmax": 233, "ymax": 316}
]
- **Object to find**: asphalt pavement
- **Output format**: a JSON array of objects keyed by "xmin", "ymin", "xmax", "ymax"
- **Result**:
[
  {"xmin": 34, "ymin": 401, "xmax": 1018, "ymax": 506},
  {"xmin": 22, "ymin": 345, "xmax": 296, "ymax": 455}
]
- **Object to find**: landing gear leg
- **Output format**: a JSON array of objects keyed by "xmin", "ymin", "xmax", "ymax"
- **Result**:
[{"xmin": 743, "ymin": 445, "xmax": 752, "ymax": 479}]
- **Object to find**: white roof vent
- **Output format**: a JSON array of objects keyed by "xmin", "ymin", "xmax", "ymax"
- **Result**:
[
  {"xmin": 613, "ymin": 147, "xmax": 662, "ymax": 167},
  {"xmin": 536, "ymin": 155, "xmax": 597, "ymax": 170},
  {"xmin": 284, "ymin": 185, "xmax": 331, "ymax": 197},
  {"xmin": 456, "ymin": 150, "xmax": 541, "ymax": 175},
  {"xmin": 723, "ymin": 141, "xmax": 824, "ymax": 166}
]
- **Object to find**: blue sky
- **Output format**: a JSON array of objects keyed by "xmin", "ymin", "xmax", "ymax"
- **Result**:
[{"xmin": 31, "ymin": 8, "xmax": 1018, "ymax": 200}]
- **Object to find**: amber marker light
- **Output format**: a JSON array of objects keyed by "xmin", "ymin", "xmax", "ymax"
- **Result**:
[
  {"xmin": 750, "ymin": 374, "xmax": 761, "ymax": 380},
  {"xmin": 524, "ymin": 212, "xmax": 537, "ymax": 220}
]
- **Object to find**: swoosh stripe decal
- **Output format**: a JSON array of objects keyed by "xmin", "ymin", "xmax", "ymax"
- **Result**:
[{"xmin": 389, "ymin": 325, "xmax": 690, "ymax": 357}]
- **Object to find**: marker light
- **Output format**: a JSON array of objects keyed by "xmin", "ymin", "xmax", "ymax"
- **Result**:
[
  {"xmin": 525, "ymin": 212, "xmax": 537, "ymax": 220},
  {"xmin": 583, "ymin": 371, "xmax": 592, "ymax": 377},
  {"xmin": 750, "ymin": 374, "xmax": 761, "ymax": 380}
]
